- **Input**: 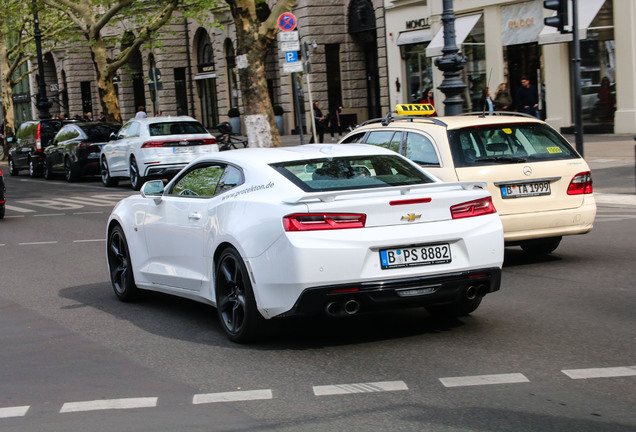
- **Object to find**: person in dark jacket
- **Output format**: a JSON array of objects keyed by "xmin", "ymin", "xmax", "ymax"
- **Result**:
[
  {"xmin": 309, "ymin": 101, "xmax": 325, "ymax": 143},
  {"xmin": 516, "ymin": 76, "xmax": 539, "ymax": 118}
]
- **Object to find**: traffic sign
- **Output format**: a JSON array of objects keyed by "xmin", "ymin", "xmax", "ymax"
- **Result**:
[
  {"xmin": 283, "ymin": 62, "xmax": 303, "ymax": 74},
  {"xmin": 285, "ymin": 51, "xmax": 298, "ymax": 63},
  {"xmin": 281, "ymin": 41, "xmax": 300, "ymax": 52},
  {"xmin": 278, "ymin": 31, "xmax": 299, "ymax": 42},
  {"xmin": 278, "ymin": 13, "xmax": 297, "ymax": 32}
]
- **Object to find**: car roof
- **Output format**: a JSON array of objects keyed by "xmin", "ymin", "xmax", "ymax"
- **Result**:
[
  {"xmin": 356, "ymin": 112, "xmax": 544, "ymax": 131},
  {"xmin": 198, "ymin": 143, "xmax": 401, "ymax": 165},
  {"xmin": 126, "ymin": 116, "xmax": 199, "ymax": 124}
]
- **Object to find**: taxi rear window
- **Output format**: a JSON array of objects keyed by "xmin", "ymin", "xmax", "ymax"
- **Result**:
[
  {"xmin": 270, "ymin": 155, "xmax": 434, "ymax": 192},
  {"xmin": 448, "ymin": 123, "xmax": 580, "ymax": 167}
]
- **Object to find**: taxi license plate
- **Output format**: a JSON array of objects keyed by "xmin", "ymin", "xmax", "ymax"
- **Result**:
[
  {"xmin": 173, "ymin": 147, "xmax": 194, "ymax": 153},
  {"xmin": 501, "ymin": 181, "xmax": 550, "ymax": 198},
  {"xmin": 380, "ymin": 243, "xmax": 451, "ymax": 269}
]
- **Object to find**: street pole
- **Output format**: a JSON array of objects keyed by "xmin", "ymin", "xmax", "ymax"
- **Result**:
[
  {"xmin": 434, "ymin": 0, "xmax": 467, "ymax": 116},
  {"xmin": 291, "ymin": 73, "xmax": 304, "ymax": 144},
  {"xmin": 571, "ymin": 0, "xmax": 584, "ymax": 156},
  {"xmin": 32, "ymin": 0, "xmax": 51, "ymax": 120}
]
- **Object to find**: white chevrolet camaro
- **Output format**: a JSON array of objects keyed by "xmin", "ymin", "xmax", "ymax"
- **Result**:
[
  {"xmin": 106, "ymin": 144, "xmax": 504, "ymax": 342},
  {"xmin": 100, "ymin": 116, "xmax": 219, "ymax": 190}
]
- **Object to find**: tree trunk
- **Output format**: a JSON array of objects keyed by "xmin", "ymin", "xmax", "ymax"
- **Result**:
[
  {"xmin": 0, "ymin": 40, "xmax": 16, "ymax": 160},
  {"xmin": 89, "ymin": 33, "xmax": 122, "ymax": 123}
]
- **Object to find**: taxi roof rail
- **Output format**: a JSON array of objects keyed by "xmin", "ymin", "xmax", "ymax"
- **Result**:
[
  {"xmin": 457, "ymin": 111, "xmax": 538, "ymax": 119},
  {"xmin": 359, "ymin": 112, "xmax": 448, "ymax": 128}
]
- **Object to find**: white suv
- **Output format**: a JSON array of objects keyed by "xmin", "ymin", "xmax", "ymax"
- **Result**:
[{"xmin": 340, "ymin": 108, "xmax": 596, "ymax": 254}]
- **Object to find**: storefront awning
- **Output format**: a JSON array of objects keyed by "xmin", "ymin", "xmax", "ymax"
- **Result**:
[
  {"xmin": 538, "ymin": 0, "xmax": 605, "ymax": 45},
  {"xmin": 397, "ymin": 29, "xmax": 433, "ymax": 46},
  {"xmin": 426, "ymin": 14, "xmax": 481, "ymax": 57}
]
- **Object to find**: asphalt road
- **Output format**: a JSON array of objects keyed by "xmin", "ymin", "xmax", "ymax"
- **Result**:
[{"xmin": 0, "ymin": 169, "xmax": 634, "ymax": 431}]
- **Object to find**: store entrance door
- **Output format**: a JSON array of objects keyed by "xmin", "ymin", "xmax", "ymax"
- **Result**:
[{"xmin": 505, "ymin": 42, "xmax": 542, "ymax": 116}]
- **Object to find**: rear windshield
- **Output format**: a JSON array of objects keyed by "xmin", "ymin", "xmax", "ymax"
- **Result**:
[
  {"xmin": 148, "ymin": 121, "xmax": 208, "ymax": 136},
  {"xmin": 270, "ymin": 155, "xmax": 435, "ymax": 192},
  {"xmin": 79, "ymin": 123, "xmax": 121, "ymax": 141},
  {"xmin": 447, "ymin": 123, "xmax": 580, "ymax": 167}
]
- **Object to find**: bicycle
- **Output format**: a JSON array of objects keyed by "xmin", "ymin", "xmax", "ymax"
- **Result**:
[{"xmin": 215, "ymin": 122, "xmax": 248, "ymax": 151}]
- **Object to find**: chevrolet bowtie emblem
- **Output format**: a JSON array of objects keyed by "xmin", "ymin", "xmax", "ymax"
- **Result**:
[{"xmin": 401, "ymin": 213, "xmax": 422, "ymax": 222}]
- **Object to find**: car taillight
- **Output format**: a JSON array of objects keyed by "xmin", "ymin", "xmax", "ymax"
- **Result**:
[
  {"xmin": 78, "ymin": 141, "xmax": 92, "ymax": 148},
  {"xmin": 141, "ymin": 141, "xmax": 165, "ymax": 148},
  {"xmin": 567, "ymin": 171, "xmax": 593, "ymax": 195},
  {"xmin": 389, "ymin": 198, "xmax": 432, "ymax": 206},
  {"xmin": 450, "ymin": 197, "xmax": 496, "ymax": 219},
  {"xmin": 283, "ymin": 213, "xmax": 366, "ymax": 231},
  {"xmin": 35, "ymin": 123, "xmax": 42, "ymax": 151},
  {"xmin": 202, "ymin": 138, "xmax": 217, "ymax": 145}
]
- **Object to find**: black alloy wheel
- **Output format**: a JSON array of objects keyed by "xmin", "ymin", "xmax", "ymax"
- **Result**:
[
  {"xmin": 43, "ymin": 158, "xmax": 54, "ymax": 180},
  {"xmin": 101, "ymin": 157, "xmax": 119, "ymax": 187},
  {"xmin": 64, "ymin": 158, "xmax": 80, "ymax": 182},
  {"xmin": 129, "ymin": 157, "xmax": 144, "ymax": 190},
  {"xmin": 107, "ymin": 225, "xmax": 145, "ymax": 301},
  {"xmin": 215, "ymin": 248, "xmax": 265, "ymax": 343}
]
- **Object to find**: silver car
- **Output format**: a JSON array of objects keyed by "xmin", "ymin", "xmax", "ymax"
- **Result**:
[{"xmin": 100, "ymin": 116, "xmax": 219, "ymax": 189}]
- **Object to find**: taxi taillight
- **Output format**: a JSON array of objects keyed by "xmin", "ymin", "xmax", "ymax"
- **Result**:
[
  {"xmin": 283, "ymin": 213, "xmax": 366, "ymax": 231},
  {"xmin": 567, "ymin": 172, "xmax": 593, "ymax": 195},
  {"xmin": 450, "ymin": 197, "xmax": 496, "ymax": 219}
]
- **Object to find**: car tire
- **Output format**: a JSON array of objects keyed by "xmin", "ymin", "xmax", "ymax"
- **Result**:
[
  {"xmin": 8, "ymin": 157, "xmax": 19, "ymax": 176},
  {"xmin": 43, "ymin": 158, "xmax": 54, "ymax": 180},
  {"xmin": 215, "ymin": 247, "xmax": 266, "ymax": 343},
  {"xmin": 0, "ymin": 204, "xmax": 4, "ymax": 219},
  {"xmin": 129, "ymin": 157, "xmax": 145, "ymax": 191},
  {"xmin": 520, "ymin": 237, "xmax": 562, "ymax": 255},
  {"xmin": 425, "ymin": 296, "xmax": 483, "ymax": 318},
  {"xmin": 101, "ymin": 157, "xmax": 119, "ymax": 187},
  {"xmin": 64, "ymin": 158, "xmax": 79, "ymax": 182},
  {"xmin": 107, "ymin": 225, "xmax": 147, "ymax": 302},
  {"xmin": 28, "ymin": 158, "xmax": 41, "ymax": 178}
]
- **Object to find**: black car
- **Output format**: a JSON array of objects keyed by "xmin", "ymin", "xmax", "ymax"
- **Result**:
[
  {"xmin": 0, "ymin": 167, "xmax": 6, "ymax": 219},
  {"xmin": 43, "ymin": 122, "xmax": 121, "ymax": 182},
  {"xmin": 8, "ymin": 119, "xmax": 74, "ymax": 177}
]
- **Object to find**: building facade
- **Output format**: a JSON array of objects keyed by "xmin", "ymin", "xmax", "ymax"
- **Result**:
[{"xmin": 385, "ymin": 0, "xmax": 636, "ymax": 134}]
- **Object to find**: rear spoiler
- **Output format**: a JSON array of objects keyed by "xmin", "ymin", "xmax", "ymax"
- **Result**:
[{"xmin": 282, "ymin": 181, "xmax": 487, "ymax": 204}]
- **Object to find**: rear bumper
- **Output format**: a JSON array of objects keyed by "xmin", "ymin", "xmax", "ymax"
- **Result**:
[
  {"xmin": 276, "ymin": 267, "xmax": 502, "ymax": 318},
  {"xmin": 501, "ymin": 195, "xmax": 596, "ymax": 242}
]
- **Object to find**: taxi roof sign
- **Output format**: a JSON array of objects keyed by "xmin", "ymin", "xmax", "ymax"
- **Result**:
[{"xmin": 395, "ymin": 104, "xmax": 436, "ymax": 116}]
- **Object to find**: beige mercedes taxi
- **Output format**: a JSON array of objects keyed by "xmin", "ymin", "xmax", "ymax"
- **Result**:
[{"xmin": 339, "ymin": 105, "xmax": 596, "ymax": 254}]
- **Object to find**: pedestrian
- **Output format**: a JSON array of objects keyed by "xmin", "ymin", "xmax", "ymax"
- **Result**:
[
  {"xmin": 516, "ymin": 76, "xmax": 539, "ymax": 118},
  {"xmin": 135, "ymin": 106, "xmax": 147, "ymax": 118},
  {"xmin": 481, "ymin": 87, "xmax": 494, "ymax": 114},
  {"xmin": 421, "ymin": 89, "xmax": 436, "ymax": 116},
  {"xmin": 328, "ymin": 103, "xmax": 342, "ymax": 140},
  {"xmin": 309, "ymin": 101, "xmax": 325, "ymax": 143},
  {"xmin": 98, "ymin": 112, "xmax": 106, "ymax": 122},
  {"xmin": 493, "ymin": 82, "xmax": 512, "ymax": 111},
  {"xmin": 84, "ymin": 112, "xmax": 93, "ymax": 121}
]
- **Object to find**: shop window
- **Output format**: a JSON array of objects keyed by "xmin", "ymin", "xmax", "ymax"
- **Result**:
[
  {"xmin": 404, "ymin": 43, "xmax": 433, "ymax": 104},
  {"xmin": 460, "ymin": 16, "xmax": 485, "ymax": 112}
]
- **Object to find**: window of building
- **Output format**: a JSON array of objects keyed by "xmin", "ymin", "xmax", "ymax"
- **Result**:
[
  {"xmin": 404, "ymin": 43, "xmax": 433, "ymax": 104},
  {"xmin": 460, "ymin": 16, "xmax": 485, "ymax": 112}
]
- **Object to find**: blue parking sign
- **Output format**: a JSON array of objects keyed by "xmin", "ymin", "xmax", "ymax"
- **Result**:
[{"xmin": 285, "ymin": 51, "xmax": 298, "ymax": 63}]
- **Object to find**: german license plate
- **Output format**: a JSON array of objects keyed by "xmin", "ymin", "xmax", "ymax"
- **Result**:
[
  {"xmin": 173, "ymin": 147, "xmax": 194, "ymax": 153},
  {"xmin": 380, "ymin": 243, "xmax": 451, "ymax": 269},
  {"xmin": 501, "ymin": 181, "xmax": 550, "ymax": 198}
]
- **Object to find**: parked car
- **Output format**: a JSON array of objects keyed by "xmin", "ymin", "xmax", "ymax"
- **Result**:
[
  {"xmin": 100, "ymin": 116, "xmax": 219, "ymax": 190},
  {"xmin": 43, "ymin": 122, "xmax": 122, "ymax": 182},
  {"xmin": 106, "ymin": 144, "xmax": 504, "ymax": 342},
  {"xmin": 0, "ymin": 167, "xmax": 5, "ymax": 219},
  {"xmin": 8, "ymin": 119, "xmax": 74, "ymax": 177},
  {"xmin": 339, "ymin": 106, "xmax": 596, "ymax": 254}
]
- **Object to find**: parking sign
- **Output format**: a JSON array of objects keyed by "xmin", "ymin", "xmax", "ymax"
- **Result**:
[{"xmin": 285, "ymin": 51, "xmax": 298, "ymax": 63}]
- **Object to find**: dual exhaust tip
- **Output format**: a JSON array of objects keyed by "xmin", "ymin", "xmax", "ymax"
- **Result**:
[{"xmin": 325, "ymin": 299, "xmax": 360, "ymax": 317}]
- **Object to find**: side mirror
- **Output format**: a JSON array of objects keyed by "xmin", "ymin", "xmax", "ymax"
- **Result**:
[
  {"xmin": 109, "ymin": 132, "xmax": 119, "ymax": 141},
  {"xmin": 141, "ymin": 180, "xmax": 164, "ymax": 205}
]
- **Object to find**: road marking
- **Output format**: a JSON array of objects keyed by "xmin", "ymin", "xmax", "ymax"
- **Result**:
[
  {"xmin": 439, "ymin": 373, "xmax": 529, "ymax": 388},
  {"xmin": 73, "ymin": 211, "xmax": 103, "ymax": 215},
  {"xmin": 0, "ymin": 405, "xmax": 30, "ymax": 418},
  {"xmin": 73, "ymin": 239, "xmax": 106, "ymax": 243},
  {"xmin": 562, "ymin": 366, "xmax": 636, "ymax": 380},
  {"xmin": 33, "ymin": 213, "xmax": 65, "ymax": 217},
  {"xmin": 313, "ymin": 380, "xmax": 408, "ymax": 396},
  {"xmin": 193, "ymin": 389, "xmax": 273, "ymax": 404},
  {"xmin": 18, "ymin": 241, "xmax": 58, "ymax": 246},
  {"xmin": 60, "ymin": 397, "xmax": 158, "ymax": 413},
  {"xmin": 5, "ymin": 205, "xmax": 35, "ymax": 213}
]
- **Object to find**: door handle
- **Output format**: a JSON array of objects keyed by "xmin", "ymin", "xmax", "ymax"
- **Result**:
[{"xmin": 188, "ymin": 212, "xmax": 202, "ymax": 220}]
